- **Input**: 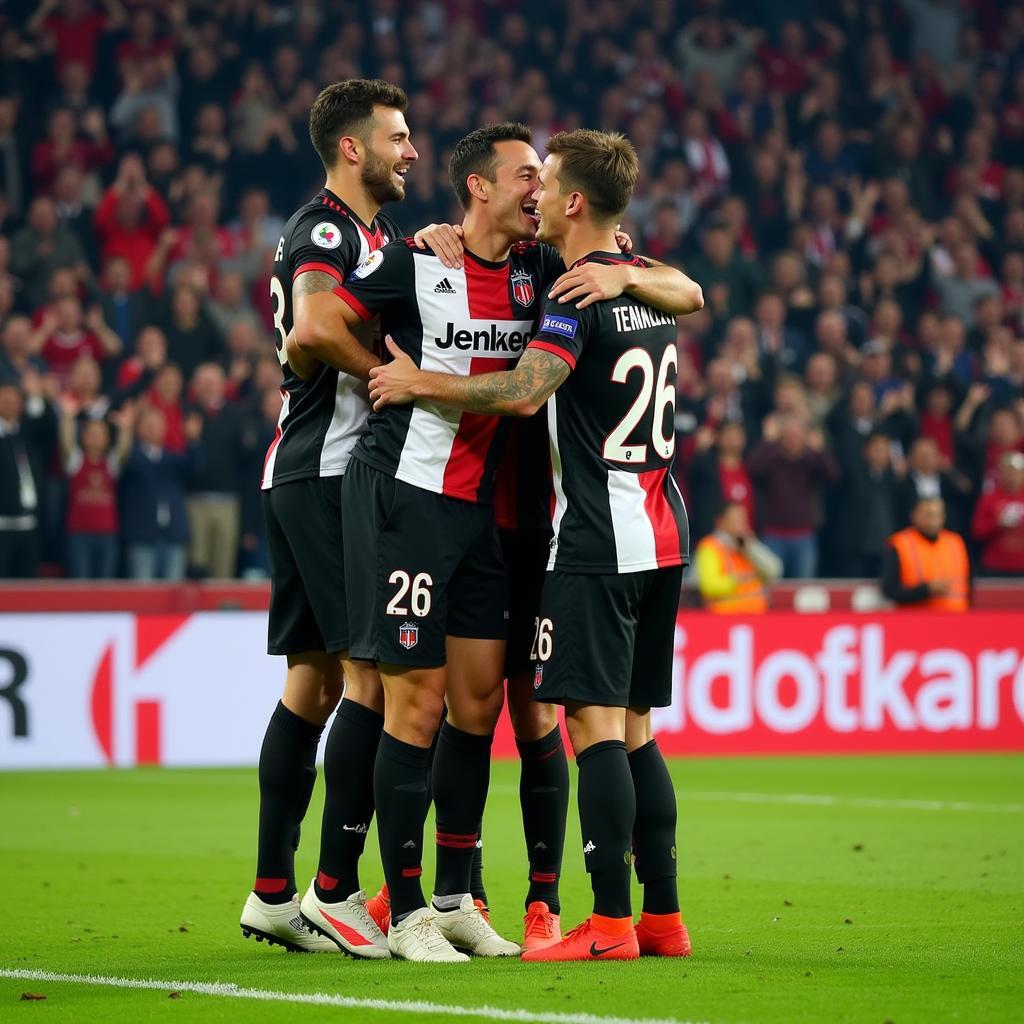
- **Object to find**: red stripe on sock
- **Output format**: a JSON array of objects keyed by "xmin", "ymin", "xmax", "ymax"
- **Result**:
[
  {"xmin": 316, "ymin": 871, "xmax": 338, "ymax": 891},
  {"xmin": 531, "ymin": 871, "xmax": 557, "ymax": 883},
  {"xmin": 401, "ymin": 866, "xmax": 423, "ymax": 878},
  {"xmin": 436, "ymin": 831, "xmax": 479, "ymax": 849},
  {"xmin": 254, "ymin": 877, "xmax": 288, "ymax": 894}
]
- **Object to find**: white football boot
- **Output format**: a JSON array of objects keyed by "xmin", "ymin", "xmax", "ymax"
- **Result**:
[
  {"xmin": 240, "ymin": 892, "xmax": 337, "ymax": 952},
  {"xmin": 432, "ymin": 894, "xmax": 522, "ymax": 957},
  {"xmin": 387, "ymin": 906, "xmax": 470, "ymax": 962},
  {"xmin": 299, "ymin": 882, "xmax": 391, "ymax": 959}
]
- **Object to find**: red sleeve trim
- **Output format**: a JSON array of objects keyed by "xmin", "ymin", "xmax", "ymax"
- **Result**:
[
  {"xmin": 528, "ymin": 339, "xmax": 576, "ymax": 370},
  {"xmin": 294, "ymin": 262, "xmax": 344, "ymax": 285},
  {"xmin": 332, "ymin": 286, "xmax": 373, "ymax": 322}
]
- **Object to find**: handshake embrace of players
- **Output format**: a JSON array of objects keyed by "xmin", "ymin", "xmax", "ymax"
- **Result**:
[{"xmin": 240, "ymin": 78, "xmax": 703, "ymax": 964}]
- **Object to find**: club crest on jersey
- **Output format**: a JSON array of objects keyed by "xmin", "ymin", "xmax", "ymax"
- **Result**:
[
  {"xmin": 351, "ymin": 249, "xmax": 384, "ymax": 279},
  {"xmin": 399, "ymin": 622, "xmax": 419, "ymax": 649},
  {"xmin": 511, "ymin": 270, "xmax": 535, "ymax": 307},
  {"xmin": 311, "ymin": 222, "xmax": 342, "ymax": 249},
  {"xmin": 533, "ymin": 663, "xmax": 543, "ymax": 689},
  {"xmin": 540, "ymin": 313, "xmax": 578, "ymax": 339}
]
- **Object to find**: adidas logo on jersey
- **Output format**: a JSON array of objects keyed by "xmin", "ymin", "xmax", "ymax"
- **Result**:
[
  {"xmin": 434, "ymin": 278, "xmax": 456, "ymax": 294},
  {"xmin": 434, "ymin": 321, "xmax": 529, "ymax": 352},
  {"xmin": 583, "ymin": 841, "xmax": 597, "ymax": 854}
]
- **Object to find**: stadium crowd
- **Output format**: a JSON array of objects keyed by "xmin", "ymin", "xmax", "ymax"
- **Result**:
[{"xmin": 0, "ymin": 0, "xmax": 1023, "ymax": 581}]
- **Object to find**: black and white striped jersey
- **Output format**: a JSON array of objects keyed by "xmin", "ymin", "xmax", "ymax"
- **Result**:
[
  {"xmin": 261, "ymin": 187, "xmax": 400, "ymax": 490},
  {"xmin": 335, "ymin": 239, "xmax": 563, "ymax": 504},
  {"xmin": 528, "ymin": 251, "xmax": 690, "ymax": 574}
]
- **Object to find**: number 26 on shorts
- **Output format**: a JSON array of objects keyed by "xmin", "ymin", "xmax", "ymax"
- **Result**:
[
  {"xmin": 530, "ymin": 617, "xmax": 553, "ymax": 661},
  {"xmin": 386, "ymin": 570, "xmax": 433, "ymax": 617}
]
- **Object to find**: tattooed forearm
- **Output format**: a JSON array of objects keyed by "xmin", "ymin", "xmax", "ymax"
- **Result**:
[
  {"xmin": 421, "ymin": 348, "xmax": 571, "ymax": 417},
  {"xmin": 289, "ymin": 269, "xmax": 378, "ymax": 380}
]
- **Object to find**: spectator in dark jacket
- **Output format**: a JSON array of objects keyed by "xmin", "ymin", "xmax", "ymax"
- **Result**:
[
  {"xmin": 185, "ymin": 362, "xmax": 245, "ymax": 579},
  {"xmin": 99, "ymin": 255, "xmax": 153, "ymax": 348},
  {"xmin": 896, "ymin": 435, "xmax": 973, "ymax": 535},
  {"xmin": 120, "ymin": 404, "xmax": 200, "ymax": 580},
  {"xmin": 748, "ymin": 413, "xmax": 839, "ymax": 577},
  {"xmin": 0, "ymin": 374, "xmax": 56, "ymax": 577},
  {"xmin": 159, "ymin": 283, "xmax": 223, "ymax": 380},
  {"xmin": 832, "ymin": 430, "xmax": 902, "ymax": 577}
]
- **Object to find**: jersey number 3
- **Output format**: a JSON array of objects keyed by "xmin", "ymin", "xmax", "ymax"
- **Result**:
[
  {"xmin": 270, "ymin": 276, "xmax": 287, "ymax": 366},
  {"xmin": 602, "ymin": 344, "xmax": 677, "ymax": 463}
]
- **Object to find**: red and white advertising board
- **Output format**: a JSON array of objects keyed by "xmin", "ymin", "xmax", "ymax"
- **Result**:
[{"xmin": 0, "ymin": 612, "xmax": 1021, "ymax": 768}]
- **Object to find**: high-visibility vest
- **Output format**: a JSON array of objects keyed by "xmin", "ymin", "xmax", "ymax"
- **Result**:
[
  {"xmin": 697, "ymin": 535, "xmax": 768, "ymax": 613},
  {"xmin": 889, "ymin": 527, "xmax": 970, "ymax": 611}
]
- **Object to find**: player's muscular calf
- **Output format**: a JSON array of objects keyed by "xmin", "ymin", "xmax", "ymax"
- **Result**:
[
  {"xmin": 282, "ymin": 651, "xmax": 344, "ymax": 726},
  {"xmin": 341, "ymin": 656, "xmax": 384, "ymax": 716},
  {"xmin": 564, "ymin": 701, "xmax": 626, "ymax": 755},
  {"xmin": 507, "ymin": 670, "xmax": 558, "ymax": 741},
  {"xmin": 625, "ymin": 706, "xmax": 654, "ymax": 753},
  {"xmin": 380, "ymin": 665, "xmax": 447, "ymax": 748},
  {"xmin": 444, "ymin": 636, "xmax": 506, "ymax": 735}
]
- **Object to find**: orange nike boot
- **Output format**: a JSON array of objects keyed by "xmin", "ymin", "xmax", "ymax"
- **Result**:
[
  {"xmin": 636, "ymin": 911, "xmax": 692, "ymax": 957},
  {"xmin": 522, "ymin": 901, "xmax": 561, "ymax": 952},
  {"xmin": 365, "ymin": 884, "xmax": 391, "ymax": 935},
  {"xmin": 521, "ymin": 915, "xmax": 638, "ymax": 962},
  {"xmin": 473, "ymin": 898, "xmax": 491, "ymax": 924}
]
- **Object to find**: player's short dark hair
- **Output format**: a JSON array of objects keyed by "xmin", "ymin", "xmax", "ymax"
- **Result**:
[
  {"xmin": 545, "ymin": 129, "xmax": 639, "ymax": 224},
  {"xmin": 448, "ymin": 122, "xmax": 532, "ymax": 209},
  {"xmin": 308, "ymin": 79, "xmax": 408, "ymax": 169}
]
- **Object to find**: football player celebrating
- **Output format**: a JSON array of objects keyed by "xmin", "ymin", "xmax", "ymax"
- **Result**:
[
  {"xmin": 289, "ymin": 123, "xmax": 697, "ymax": 961},
  {"xmin": 368, "ymin": 129, "xmax": 702, "ymax": 963},
  {"xmin": 241, "ymin": 79, "xmax": 428, "ymax": 958}
]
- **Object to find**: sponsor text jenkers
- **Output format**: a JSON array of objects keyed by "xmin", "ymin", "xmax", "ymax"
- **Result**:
[{"xmin": 434, "ymin": 322, "xmax": 530, "ymax": 352}]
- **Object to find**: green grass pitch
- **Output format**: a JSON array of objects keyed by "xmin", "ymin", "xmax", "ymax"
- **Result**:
[{"xmin": 1, "ymin": 754, "xmax": 1021, "ymax": 1023}]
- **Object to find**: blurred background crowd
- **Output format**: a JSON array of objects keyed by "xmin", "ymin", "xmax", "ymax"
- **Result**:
[{"xmin": 0, "ymin": 0, "xmax": 1023, "ymax": 581}]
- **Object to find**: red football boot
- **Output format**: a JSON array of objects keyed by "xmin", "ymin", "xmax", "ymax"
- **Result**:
[
  {"xmin": 636, "ymin": 911, "xmax": 692, "ymax": 957},
  {"xmin": 365, "ymin": 884, "xmax": 391, "ymax": 935},
  {"xmin": 473, "ymin": 898, "xmax": 491, "ymax": 924},
  {"xmin": 522, "ymin": 901, "xmax": 561, "ymax": 952},
  {"xmin": 521, "ymin": 915, "xmax": 638, "ymax": 962}
]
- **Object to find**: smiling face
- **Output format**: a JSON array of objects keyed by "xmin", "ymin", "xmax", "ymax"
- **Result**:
[
  {"xmin": 474, "ymin": 138, "xmax": 542, "ymax": 243},
  {"xmin": 533, "ymin": 153, "xmax": 569, "ymax": 248},
  {"xmin": 358, "ymin": 105, "xmax": 418, "ymax": 204}
]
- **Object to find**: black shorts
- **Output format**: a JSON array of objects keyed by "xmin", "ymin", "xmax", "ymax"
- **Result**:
[
  {"xmin": 263, "ymin": 476, "xmax": 348, "ymax": 656},
  {"xmin": 532, "ymin": 565, "xmax": 683, "ymax": 709},
  {"xmin": 342, "ymin": 458, "xmax": 507, "ymax": 668},
  {"xmin": 500, "ymin": 528, "xmax": 552, "ymax": 677}
]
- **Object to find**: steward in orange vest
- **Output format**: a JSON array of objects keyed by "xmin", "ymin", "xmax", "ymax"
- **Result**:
[
  {"xmin": 881, "ymin": 496, "xmax": 970, "ymax": 611},
  {"xmin": 694, "ymin": 502, "xmax": 782, "ymax": 613}
]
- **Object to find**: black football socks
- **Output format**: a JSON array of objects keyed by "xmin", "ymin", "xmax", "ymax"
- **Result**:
[
  {"xmin": 517, "ymin": 726, "xmax": 569, "ymax": 913},
  {"xmin": 470, "ymin": 830, "xmax": 488, "ymax": 906},
  {"xmin": 374, "ymin": 731, "xmax": 432, "ymax": 922},
  {"xmin": 314, "ymin": 698, "xmax": 384, "ymax": 902},
  {"xmin": 254, "ymin": 700, "xmax": 323, "ymax": 904},
  {"xmin": 432, "ymin": 721, "xmax": 493, "ymax": 908},
  {"xmin": 576, "ymin": 739, "xmax": 636, "ymax": 919},
  {"xmin": 628, "ymin": 739, "xmax": 680, "ymax": 915}
]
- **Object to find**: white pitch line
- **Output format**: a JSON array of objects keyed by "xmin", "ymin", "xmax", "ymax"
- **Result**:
[
  {"xmin": 0, "ymin": 969, "xmax": 706, "ymax": 1024},
  {"xmin": 489, "ymin": 783, "xmax": 1023, "ymax": 814},
  {"xmin": 682, "ymin": 790, "xmax": 1024, "ymax": 814}
]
